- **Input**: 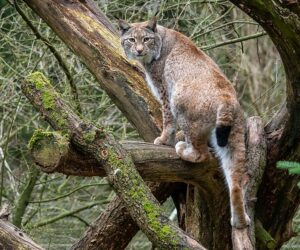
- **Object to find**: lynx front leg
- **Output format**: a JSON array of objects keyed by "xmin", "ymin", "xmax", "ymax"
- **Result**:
[{"xmin": 154, "ymin": 89, "xmax": 176, "ymax": 146}]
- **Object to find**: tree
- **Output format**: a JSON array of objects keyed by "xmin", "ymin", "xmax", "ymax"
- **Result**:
[{"xmin": 2, "ymin": 0, "xmax": 299, "ymax": 249}]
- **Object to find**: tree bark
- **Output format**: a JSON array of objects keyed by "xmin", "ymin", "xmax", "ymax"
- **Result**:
[
  {"xmin": 22, "ymin": 1, "xmax": 170, "ymax": 248},
  {"xmin": 223, "ymin": 1, "xmax": 300, "ymax": 247},
  {"xmin": 23, "ymin": 0, "xmax": 161, "ymax": 141},
  {"xmin": 0, "ymin": 205, "xmax": 44, "ymax": 250},
  {"xmin": 176, "ymin": 1, "xmax": 300, "ymax": 249},
  {"xmin": 29, "ymin": 131, "xmax": 219, "ymax": 185},
  {"xmin": 71, "ymin": 182, "xmax": 175, "ymax": 250}
]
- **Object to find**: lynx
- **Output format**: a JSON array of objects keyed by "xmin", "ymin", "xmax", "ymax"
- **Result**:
[{"xmin": 119, "ymin": 17, "xmax": 250, "ymax": 228}]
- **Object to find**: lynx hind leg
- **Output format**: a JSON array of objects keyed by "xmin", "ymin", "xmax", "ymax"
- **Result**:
[
  {"xmin": 175, "ymin": 141, "xmax": 208, "ymax": 163},
  {"xmin": 212, "ymin": 128, "xmax": 250, "ymax": 228},
  {"xmin": 175, "ymin": 131, "xmax": 211, "ymax": 163}
]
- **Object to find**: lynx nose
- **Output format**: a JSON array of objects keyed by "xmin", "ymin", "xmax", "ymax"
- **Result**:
[{"xmin": 136, "ymin": 44, "xmax": 144, "ymax": 55}]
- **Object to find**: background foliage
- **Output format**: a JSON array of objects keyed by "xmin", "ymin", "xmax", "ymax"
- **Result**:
[{"xmin": 0, "ymin": 0, "xmax": 295, "ymax": 249}]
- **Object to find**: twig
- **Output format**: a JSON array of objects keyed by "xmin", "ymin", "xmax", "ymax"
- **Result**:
[
  {"xmin": 29, "ymin": 183, "xmax": 109, "ymax": 203},
  {"xmin": 0, "ymin": 97, "xmax": 20, "ymax": 207},
  {"xmin": 12, "ymin": 167, "xmax": 39, "ymax": 227},
  {"xmin": 201, "ymin": 31, "xmax": 267, "ymax": 50},
  {"xmin": 28, "ymin": 201, "xmax": 106, "ymax": 228},
  {"xmin": 193, "ymin": 20, "xmax": 258, "ymax": 39}
]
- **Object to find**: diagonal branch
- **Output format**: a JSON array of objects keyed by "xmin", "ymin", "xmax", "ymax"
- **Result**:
[
  {"xmin": 21, "ymin": 1, "xmax": 168, "ymax": 247},
  {"xmin": 21, "ymin": 71, "xmax": 205, "ymax": 250}
]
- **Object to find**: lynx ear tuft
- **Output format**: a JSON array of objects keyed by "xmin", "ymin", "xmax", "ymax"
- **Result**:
[
  {"xmin": 118, "ymin": 19, "xmax": 131, "ymax": 34},
  {"xmin": 146, "ymin": 16, "xmax": 157, "ymax": 32}
]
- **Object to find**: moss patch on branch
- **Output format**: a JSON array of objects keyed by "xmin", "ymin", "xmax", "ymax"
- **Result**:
[
  {"xmin": 25, "ymin": 72, "xmax": 69, "ymax": 130},
  {"xmin": 105, "ymin": 148, "xmax": 179, "ymax": 246},
  {"xmin": 26, "ymin": 72, "xmax": 57, "ymax": 110},
  {"xmin": 28, "ymin": 130, "xmax": 69, "ymax": 151}
]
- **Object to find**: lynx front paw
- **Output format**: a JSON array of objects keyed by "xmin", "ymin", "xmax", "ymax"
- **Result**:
[
  {"xmin": 154, "ymin": 136, "xmax": 175, "ymax": 146},
  {"xmin": 154, "ymin": 136, "xmax": 164, "ymax": 145},
  {"xmin": 231, "ymin": 213, "xmax": 251, "ymax": 229}
]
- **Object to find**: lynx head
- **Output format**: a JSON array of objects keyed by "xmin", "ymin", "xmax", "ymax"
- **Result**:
[{"xmin": 118, "ymin": 17, "xmax": 162, "ymax": 64}]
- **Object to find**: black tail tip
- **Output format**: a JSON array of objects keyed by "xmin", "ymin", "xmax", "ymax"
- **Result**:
[{"xmin": 216, "ymin": 125, "xmax": 231, "ymax": 147}]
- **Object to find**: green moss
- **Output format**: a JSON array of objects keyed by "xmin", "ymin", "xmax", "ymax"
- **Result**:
[
  {"xmin": 28, "ymin": 129, "xmax": 69, "ymax": 151},
  {"xmin": 28, "ymin": 129, "xmax": 53, "ymax": 150},
  {"xmin": 83, "ymin": 127, "xmax": 97, "ymax": 143},
  {"xmin": 26, "ymin": 72, "xmax": 69, "ymax": 130},
  {"xmin": 26, "ymin": 72, "xmax": 57, "ymax": 111},
  {"xmin": 105, "ymin": 147, "xmax": 179, "ymax": 246},
  {"xmin": 143, "ymin": 202, "xmax": 175, "ymax": 240},
  {"xmin": 26, "ymin": 71, "xmax": 52, "ymax": 90},
  {"xmin": 42, "ymin": 91, "xmax": 55, "ymax": 109}
]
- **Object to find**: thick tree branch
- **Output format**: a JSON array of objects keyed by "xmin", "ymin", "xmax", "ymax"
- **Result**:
[
  {"xmin": 29, "ymin": 131, "xmax": 219, "ymax": 185},
  {"xmin": 21, "ymin": 1, "xmax": 171, "ymax": 247},
  {"xmin": 0, "ymin": 204, "xmax": 44, "ymax": 250},
  {"xmin": 21, "ymin": 72, "xmax": 205, "ymax": 250},
  {"xmin": 28, "ymin": 112, "xmax": 269, "ymax": 250},
  {"xmin": 71, "ymin": 182, "xmax": 176, "ymax": 250}
]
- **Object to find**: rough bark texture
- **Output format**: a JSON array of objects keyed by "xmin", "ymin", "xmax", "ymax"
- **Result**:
[
  {"xmin": 22, "ymin": 72, "xmax": 205, "ymax": 250},
  {"xmin": 23, "ymin": 0, "xmax": 161, "ymax": 142},
  {"xmin": 71, "ymin": 182, "xmax": 175, "ymax": 250},
  {"xmin": 22, "ymin": 0, "xmax": 300, "ymax": 249},
  {"xmin": 176, "ymin": 1, "xmax": 300, "ymax": 249},
  {"xmin": 29, "ymin": 132, "xmax": 219, "ymax": 184},
  {"xmin": 0, "ymin": 205, "xmax": 44, "ymax": 250}
]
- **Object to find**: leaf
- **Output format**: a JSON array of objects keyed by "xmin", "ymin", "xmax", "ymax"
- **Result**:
[{"xmin": 277, "ymin": 161, "xmax": 300, "ymax": 169}]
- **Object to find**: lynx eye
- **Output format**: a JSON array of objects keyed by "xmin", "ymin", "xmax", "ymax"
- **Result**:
[
  {"xmin": 143, "ymin": 37, "xmax": 150, "ymax": 42},
  {"xmin": 128, "ymin": 38, "xmax": 136, "ymax": 43}
]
